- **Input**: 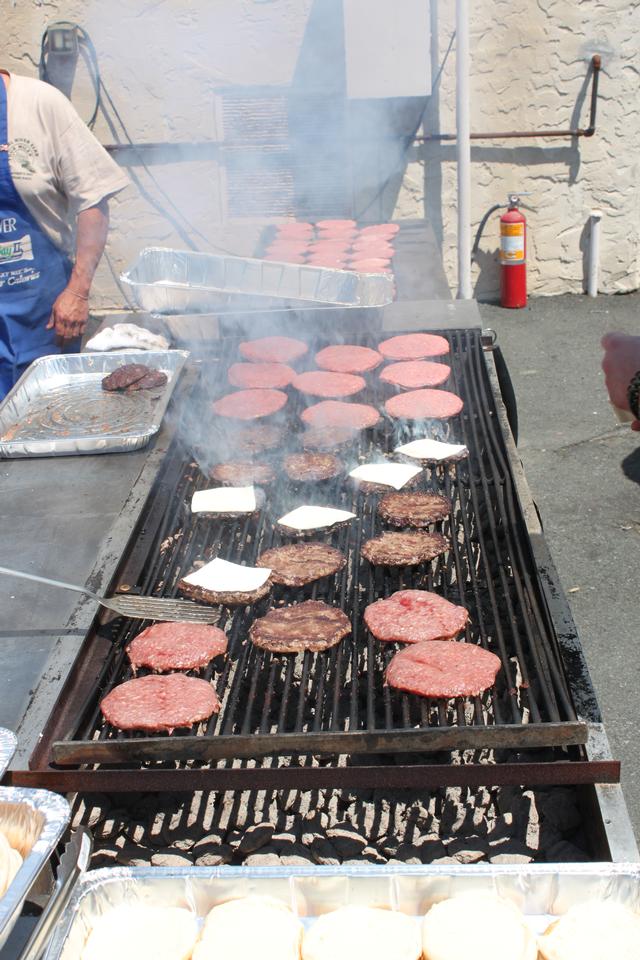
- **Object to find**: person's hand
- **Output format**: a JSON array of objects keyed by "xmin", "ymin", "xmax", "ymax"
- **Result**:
[
  {"xmin": 602, "ymin": 332, "xmax": 640, "ymax": 430},
  {"xmin": 46, "ymin": 286, "xmax": 89, "ymax": 348}
]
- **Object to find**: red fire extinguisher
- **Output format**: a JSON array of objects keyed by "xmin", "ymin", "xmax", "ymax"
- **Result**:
[{"xmin": 500, "ymin": 194, "xmax": 527, "ymax": 309}]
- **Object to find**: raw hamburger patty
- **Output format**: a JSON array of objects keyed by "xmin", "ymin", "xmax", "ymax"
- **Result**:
[
  {"xmin": 315, "ymin": 344, "xmax": 383, "ymax": 374},
  {"xmin": 275, "ymin": 222, "xmax": 313, "ymax": 238},
  {"xmin": 126, "ymin": 369, "xmax": 168, "ymax": 392},
  {"xmin": 239, "ymin": 336, "xmax": 308, "ymax": 364},
  {"xmin": 385, "ymin": 388, "xmax": 463, "ymax": 420},
  {"xmin": 301, "ymin": 425, "xmax": 359, "ymax": 450},
  {"xmin": 364, "ymin": 589, "xmax": 469, "ymax": 643},
  {"xmin": 316, "ymin": 219, "xmax": 356, "ymax": 230},
  {"xmin": 228, "ymin": 362, "xmax": 296, "ymax": 389},
  {"xmin": 301, "ymin": 400, "xmax": 381, "ymax": 431},
  {"xmin": 380, "ymin": 360, "xmax": 451, "ymax": 389},
  {"xmin": 250, "ymin": 600, "xmax": 351, "ymax": 653},
  {"xmin": 212, "ymin": 389, "xmax": 287, "ymax": 420},
  {"xmin": 284, "ymin": 451, "xmax": 341, "ymax": 482},
  {"xmin": 378, "ymin": 333, "xmax": 450, "ymax": 360},
  {"xmin": 257, "ymin": 542, "xmax": 346, "ymax": 586},
  {"xmin": 179, "ymin": 576, "xmax": 271, "ymax": 607},
  {"xmin": 293, "ymin": 370, "xmax": 365, "ymax": 399},
  {"xmin": 349, "ymin": 258, "xmax": 392, "ymax": 273},
  {"xmin": 235, "ymin": 423, "xmax": 283, "ymax": 455},
  {"xmin": 102, "ymin": 363, "xmax": 150, "ymax": 391},
  {"xmin": 378, "ymin": 491, "xmax": 451, "ymax": 527},
  {"xmin": 100, "ymin": 674, "xmax": 220, "ymax": 732},
  {"xmin": 361, "ymin": 531, "xmax": 449, "ymax": 567},
  {"xmin": 386, "ymin": 640, "xmax": 500, "ymax": 698},
  {"xmin": 210, "ymin": 461, "xmax": 275, "ymax": 486},
  {"xmin": 126, "ymin": 622, "xmax": 227, "ymax": 672}
]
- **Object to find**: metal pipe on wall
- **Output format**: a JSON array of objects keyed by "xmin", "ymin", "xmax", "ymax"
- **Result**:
[
  {"xmin": 588, "ymin": 209, "xmax": 602, "ymax": 297},
  {"xmin": 456, "ymin": 0, "xmax": 472, "ymax": 299}
]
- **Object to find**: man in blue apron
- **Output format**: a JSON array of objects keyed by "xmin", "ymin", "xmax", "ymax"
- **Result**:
[{"xmin": 0, "ymin": 70, "xmax": 128, "ymax": 397}]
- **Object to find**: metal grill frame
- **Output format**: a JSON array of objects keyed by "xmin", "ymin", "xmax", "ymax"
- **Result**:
[{"xmin": 24, "ymin": 329, "xmax": 594, "ymax": 782}]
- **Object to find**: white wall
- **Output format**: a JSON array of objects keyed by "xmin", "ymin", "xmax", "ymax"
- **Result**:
[{"xmin": 4, "ymin": 0, "xmax": 638, "ymax": 305}]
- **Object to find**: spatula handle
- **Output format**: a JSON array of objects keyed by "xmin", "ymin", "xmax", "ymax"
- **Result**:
[{"xmin": 0, "ymin": 566, "xmax": 100, "ymax": 603}]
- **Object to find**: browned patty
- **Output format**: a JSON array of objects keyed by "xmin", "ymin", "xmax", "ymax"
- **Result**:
[
  {"xmin": 178, "ymin": 576, "xmax": 272, "ymax": 607},
  {"xmin": 125, "ymin": 369, "xmax": 168, "ymax": 391},
  {"xmin": 361, "ymin": 531, "xmax": 448, "ymax": 567},
  {"xmin": 257, "ymin": 542, "xmax": 346, "ymax": 586},
  {"xmin": 284, "ymin": 451, "xmax": 341, "ymax": 482},
  {"xmin": 378, "ymin": 491, "xmax": 451, "ymax": 528},
  {"xmin": 210, "ymin": 462, "xmax": 275, "ymax": 486},
  {"xmin": 300, "ymin": 425, "xmax": 359, "ymax": 451},
  {"xmin": 249, "ymin": 599, "xmax": 351, "ymax": 653},
  {"xmin": 102, "ymin": 363, "xmax": 149, "ymax": 391},
  {"xmin": 234, "ymin": 423, "xmax": 284, "ymax": 455}
]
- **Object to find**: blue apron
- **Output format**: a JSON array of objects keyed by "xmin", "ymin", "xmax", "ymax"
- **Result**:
[{"xmin": 0, "ymin": 77, "xmax": 72, "ymax": 398}]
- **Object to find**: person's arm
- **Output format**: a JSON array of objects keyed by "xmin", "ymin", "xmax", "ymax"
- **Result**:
[
  {"xmin": 601, "ymin": 331, "xmax": 640, "ymax": 431},
  {"xmin": 46, "ymin": 199, "xmax": 109, "ymax": 347}
]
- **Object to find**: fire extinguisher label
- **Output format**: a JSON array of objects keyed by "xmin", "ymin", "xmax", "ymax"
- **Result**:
[{"xmin": 500, "ymin": 222, "xmax": 525, "ymax": 263}]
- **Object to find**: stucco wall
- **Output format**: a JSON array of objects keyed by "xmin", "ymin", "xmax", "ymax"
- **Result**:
[
  {"xmin": 398, "ymin": 0, "xmax": 640, "ymax": 298},
  {"xmin": 4, "ymin": 1, "xmax": 638, "ymax": 305}
]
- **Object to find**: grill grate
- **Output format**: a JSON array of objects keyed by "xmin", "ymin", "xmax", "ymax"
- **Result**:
[{"xmin": 45, "ymin": 329, "xmax": 586, "ymax": 770}]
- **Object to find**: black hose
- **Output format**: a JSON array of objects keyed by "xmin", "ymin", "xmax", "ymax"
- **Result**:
[{"xmin": 471, "ymin": 203, "xmax": 504, "ymax": 262}]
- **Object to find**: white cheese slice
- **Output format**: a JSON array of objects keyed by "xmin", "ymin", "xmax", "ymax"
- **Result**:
[
  {"xmin": 349, "ymin": 462, "xmax": 422, "ymax": 490},
  {"xmin": 277, "ymin": 505, "xmax": 356, "ymax": 531},
  {"xmin": 191, "ymin": 486, "xmax": 256, "ymax": 514},
  {"xmin": 395, "ymin": 438, "xmax": 468, "ymax": 461},
  {"xmin": 182, "ymin": 557, "xmax": 271, "ymax": 593}
]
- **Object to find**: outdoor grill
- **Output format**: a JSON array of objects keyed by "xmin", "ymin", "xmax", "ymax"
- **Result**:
[{"xmin": 20, "ymin": 326, "xmax": 621, "ymax": 794}]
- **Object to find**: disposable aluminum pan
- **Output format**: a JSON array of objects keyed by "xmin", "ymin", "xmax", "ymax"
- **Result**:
[
  {"xmin": 0, "ymin": 729, "xmax": 17, "ymax": 780},
  {"xmin": 46, "ymin": 863, "xmax": 640, "ymax": 960},
  {"xmin": 0, "ymin": 350, "xmax": 189, "ymax": 459},
  {"xmin": 120, "ymin": 247, "xmax": 394, "ymax": 314},
  {"xmin": 0, "ymin": 787, "xmax": 71, "ymax": 950}
]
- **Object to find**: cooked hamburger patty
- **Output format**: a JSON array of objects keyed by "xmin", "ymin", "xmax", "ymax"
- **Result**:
[
  {"xmin": 227, "ymin": 362, "xmax": 296, "ymax": 390},
  {"xmin": 380, "ymin": 360, "xmax": 451, "ymax": 389},
  {"xmin": 301, "ymin": 400, "xmax": 380, "ymax": 431},
  {"xmin": 178, "ymin": 576, "xmax": 271, "ymax": 607},
  {"xmin": 234, "ymin": 423, "xmax": 284, "ymax": 455},
  {"xmin": 212, "ymin": 389, "xmax": 287, "ymax": 420},
  {"xmin": 301, "ymin": 425, "xmax": 359, "ymax": 450},
  {"xmin": 284, "ymin": 452, "xmax": 341, "ymax": 482},
  {"xmin": 314, "ymin": 344, "xmax": 383, "ymax": 374},
  {"xmin": 293, "ymin": 370, "xmax": 366, "ymax": 399},
  {"xmin": 386, "ymin": 640, "xmax": 500, "ymax": 699},
  {"xmin": 126, "ymin": 622, "xmax": 227, "ymax": 672},
  {"xmin": 102, "ymin": 363, "xmax": 150, "ymax": 391},
  {"xmin": 239, "ymin": 336, "xmax": 308, "ymax": 364},
  {"xmin": 378, "ymin": 333, "xmax": 449, "ymax": 360},
  {"xmin": 257, "ymin": 542, "xmax": 346, "ymax": 586},
  {"xmin": 100, "ymin": 674, "xmax": 220, "ymax": 732},
  {"xmin": 250, "ymin": 600, "xmax": 351, "ymax": 653},
  {"xmin": 364, "ymin": 589, "xmax": 469, "ymax": 643},
  {"xmin": 361, "ymin": 531, "xmax": 448, "ymax": 567},
  {"xmin": 210, "ymin": 461, "xmax": 275, "ymax": 486},
  {"xmin": 126, "ymin": 369, "xmax": 168, "ymax": 391},
  {"xmin": 378, "ymin": 491, "xmax": 451, "ymax": 527},
  {"xmin": 385, "ymin": 388, "xmax": 463, "ymax": 421}
]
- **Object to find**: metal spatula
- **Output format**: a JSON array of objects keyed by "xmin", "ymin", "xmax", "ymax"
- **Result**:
[{"xmin": 0, "ymin": 565, "xmax": 219, "ymax": 623}]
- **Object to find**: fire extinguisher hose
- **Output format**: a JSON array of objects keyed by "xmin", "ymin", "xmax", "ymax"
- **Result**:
[{"xmin": 471, "ymin": 204, "xmax": 504, "ymax": 262}]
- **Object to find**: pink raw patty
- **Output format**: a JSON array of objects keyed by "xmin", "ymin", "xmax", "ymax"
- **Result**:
[
  {"xmin": 228, "ymin": 362, "xmax": 296, "ymax": 389},
  {"xmin": 385, "ymin": 388, "xmax": 463, "ymax": 420},
  {"xmin": 212, "ymin": 388, "xmax": 288, "ymax": 420},
  {"xmin": 126, "ymin": 622, "xmax": 228, "ymax": 672},
  {"xmin": 378, "ymin": 333, "xmax": 450, "ymax": 360},
  {"xmin": 293, "ymin": 370, "xmax": 366, "ymax": 398},
  {"xmin": 100, "ymin": 674, "xmax": 220, "ymax": 732},
  {"xmin": 364, "ymin": 589, "xmax": 469, "ymax": 643},
  {"xmin": 380, "ymin": 360, "xmax": 451, "ymax": 389},
  {"xmin": 386, "ymin": 640, "xmax": 501, "ymax": 699},
  {"xmin": 301, "ymin": 400, "xmax": 381, "ymax": 430},
  {"xmin": 315, "ymin": 344, "xmax": 383, "ymax": 374}
]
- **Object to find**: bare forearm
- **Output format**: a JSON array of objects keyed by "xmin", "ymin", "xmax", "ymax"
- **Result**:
[{"xmin": 68, "ymin": 199, "xmax": 109, "ymax": 297}]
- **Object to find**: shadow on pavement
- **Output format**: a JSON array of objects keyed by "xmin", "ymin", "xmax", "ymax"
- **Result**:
[{"xmin": 621, "ymin": 447, "xmax": 640, "ymax": 485}]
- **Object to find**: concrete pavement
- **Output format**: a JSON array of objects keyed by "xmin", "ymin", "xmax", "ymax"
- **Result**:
[{"xmin": 479, "ymin": 292, "xmax": 640, "ymax": 840}]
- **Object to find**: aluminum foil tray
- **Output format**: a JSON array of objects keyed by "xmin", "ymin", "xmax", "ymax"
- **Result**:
[
  {"xmin": 46, "ymin": 863, "xmax": 640, "ymax": 960},
  {"xmin": 0, "ymin": 350, "xmax": 189, "ymax": 459},
  {"xmin": 0, "ymin": 787, "xmax": 70, "ymax": 949},
  {"xmin": 120, "ymin": 247, "xmax": 394, "ymax": 314},
  {"xmin": 0, "ymin": 729, "xmax": 17, "ymax": 781}
]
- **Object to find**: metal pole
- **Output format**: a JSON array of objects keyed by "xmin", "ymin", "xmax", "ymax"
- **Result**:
[
  {"xmin": 587, "ymin": 209, "xmax": 602, "ymax": 297},
  {"xmin": 456, "ymin": 0, "xmax": 472, "ymax": 299}
]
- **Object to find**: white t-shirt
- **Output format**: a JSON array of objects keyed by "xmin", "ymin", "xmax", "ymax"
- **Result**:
[{"xmin": 3, "ymin": 73, "xmax": 128, "ymax": 255}]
